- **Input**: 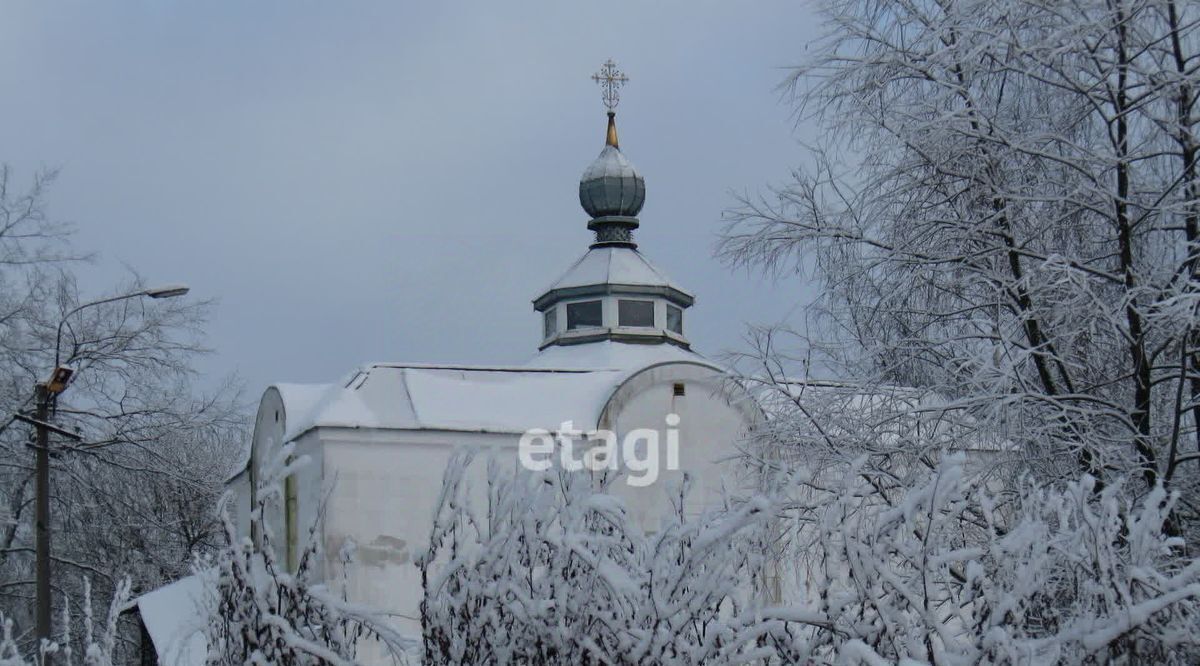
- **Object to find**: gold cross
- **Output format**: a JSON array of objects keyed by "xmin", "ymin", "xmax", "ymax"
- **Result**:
[{"xmin": 591, "ymin": 59, "xmax": 628, "ymax": 112}]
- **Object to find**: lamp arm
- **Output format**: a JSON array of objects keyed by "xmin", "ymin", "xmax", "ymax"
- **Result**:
[{"xmin": 53, "ymin": 290, "xmax": 150, "ymax": 368}]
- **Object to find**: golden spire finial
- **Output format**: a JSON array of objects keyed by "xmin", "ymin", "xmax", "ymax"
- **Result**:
[{"xmin": 592, "ymin": 59, "xmax": 627, "ymax": 149}]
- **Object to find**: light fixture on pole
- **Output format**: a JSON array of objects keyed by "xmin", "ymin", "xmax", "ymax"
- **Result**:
[
  {"xmin": 143, "ymin": 284, "xmax": 190, "ymax": 299},
  {"xmin": 32, "ymin": 283, "xmax": 189, "ymax": 661}
]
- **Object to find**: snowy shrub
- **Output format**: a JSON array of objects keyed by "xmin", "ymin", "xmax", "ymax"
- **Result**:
[
  {"xmin": 420, "ymin": 449, "xmax": 1200, "ymax": 664},
  {"xmin": 781, "ymin": 455, "xmax": 1200, "ymax": 664},
  {"xmin": 417, "ymin": 451, "xmax": 830, "ymax": 665},
  {"xmin": 199, "ymin": 443, "xmax": 413, "ymax": 665},
  {"xmin": 0, "ymin": 577, "xmax": 130, "ymax": 666}
]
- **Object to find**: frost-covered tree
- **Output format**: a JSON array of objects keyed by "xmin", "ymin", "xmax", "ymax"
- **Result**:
[
  {"xmin": 713, "ymin": 0, "xmax": 1200, "ymax": 659},
  {"xmin": 0, "ymin": 166, "xmax": 245, "ymax": 660},
  {"xmin": 719, "ymin": 0, "xmax": 1200, "ymax": 521}
]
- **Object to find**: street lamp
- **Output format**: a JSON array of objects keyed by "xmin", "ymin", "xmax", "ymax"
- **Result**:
[
  {"xmin": 143, "ymin": 284, "xmax": 190, "ymax": 299},
  {"xmin": 29, "ymin": 284, "xmax": 189, "ymax": 658},
  {"xmin": 53, "ymin": 284, "xmax": 191, "ymax": 368}
]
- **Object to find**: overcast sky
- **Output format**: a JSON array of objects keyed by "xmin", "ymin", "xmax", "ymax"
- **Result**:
[{"xmin": 0, "ymin": 2, "xmax": 820, "ymax": 395}]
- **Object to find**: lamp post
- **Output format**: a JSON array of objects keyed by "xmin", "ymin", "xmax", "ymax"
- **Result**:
[{"xmin": 29, "ymin": 284, "xmax": 189, "ymax": 659}]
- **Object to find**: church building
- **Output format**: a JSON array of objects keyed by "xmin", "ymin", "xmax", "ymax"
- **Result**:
[{"xmin": 142, "ymin": 64, "xmax": 761, "ymax": 660}]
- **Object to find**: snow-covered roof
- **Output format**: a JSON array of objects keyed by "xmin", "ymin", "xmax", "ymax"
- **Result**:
[
  {"xmin": 277, "ymin": 342, "xmax": 720, "ymax": 441},
  {"xmin": 225, "ymin": 383, "xmax": 329, "ymax": 481},
  {"xmin": 536, "ymin": 247, "xmax": 693, "ymax": 304},
  {"xmin": 525, "ymin": 339, "xmax": 711, "ymax": 370},
  {"xmin": 136, "ymin": 575, "xmax": 208, "ymax": 666},
  {"xmin": 275, "ymin": 382, "xmax": 330, "ymax": 424}
]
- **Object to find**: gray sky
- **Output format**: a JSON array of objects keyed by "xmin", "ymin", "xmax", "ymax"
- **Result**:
[{"xmin": 0, "ymin": 2, "xmax": 819, "ymax": 394}]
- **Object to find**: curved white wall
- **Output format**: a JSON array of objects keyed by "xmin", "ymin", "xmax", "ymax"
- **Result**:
[
  {"xmin": 599, "ymin": 362, "xmax": 761, "ymax": 530},
  {"xmin": 239, "ymin": 360, "xmax": 762, "ymax": 650}
]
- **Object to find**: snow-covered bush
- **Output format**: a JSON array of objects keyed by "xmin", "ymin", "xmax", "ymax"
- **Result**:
[
  {"xmin": 0, "ymin": 577, "xmax": 130, "ymax": 666},
  {"xmin": 784, "ymin": 455, "xmax": 1200, "ymax": 664},
  {"xmin": 418, "ymin": 451, "xmax": 827, "ymax": 664},
  {"xmin": 200, "ymin": 443, "xmax": 412, "ymax": 665},
  {"xmin": 419, "ymin": 449, "xmax": 1200, "ymax": 664}
]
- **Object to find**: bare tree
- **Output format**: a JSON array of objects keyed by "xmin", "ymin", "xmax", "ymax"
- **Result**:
[{"xmin": 0, "ymin": 166, "xmax": 247, "ymax": 660}]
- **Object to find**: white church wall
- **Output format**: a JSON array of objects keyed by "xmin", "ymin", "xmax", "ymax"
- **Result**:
[
  {"xmin": 599, "ymin": 362, "xmax": 761, "ymax": 533},
  {"xmin": 241, "ymin": 359, "xmax": 762, "ymax": 650},
  {"xmin": 224, "ymin": 469, "xmax": 251, "ymax": 537},
  {"xmin": 246, "ymin": 387, "xmax": 327, "ymax": 574},
  {"xmin": 288, "ymin": 430, "xmax": 325, "ymax": 572},
  {"xmin": 318, "ymin": 428, "xmax": 516, "ymax": 636},
  {"xmin": 250, "ymin": 388, "xmax": 286, "ymax": 553}
]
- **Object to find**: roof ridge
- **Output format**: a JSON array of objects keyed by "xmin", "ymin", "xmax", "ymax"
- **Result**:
[
  {"xmin": 368, "ymin": 362, "xmax": 601, "ymax": 374},
  {"xmin": 544, "ymin": 250, "xmax": 593, "ymax": 293},
  {"xmin": 397, "ymin": 367, "xmax": 420, "ymax": 426},
  {"xmin": 630, "ymin": 247, "xmax": 673, "ymax": 282}
]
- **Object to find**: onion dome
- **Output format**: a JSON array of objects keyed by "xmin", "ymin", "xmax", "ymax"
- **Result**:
[
  {"xmin": 532, "ymin": 60, "xmax": 694, "ymax": 352},
  {"xmin": 579, "ymin": 112, "xmax": 644, "ymax": 246}
]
